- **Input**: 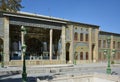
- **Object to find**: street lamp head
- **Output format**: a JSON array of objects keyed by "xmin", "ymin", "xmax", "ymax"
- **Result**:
[
  {"xmin": 22, "ymin": 44, "xmax": 26, "ymax": 52},
  {"xmin": 112, "ymin": 49, "xmax": 116, "ymax": 55},
  {"xmin": 104, "ymin": 49, "xmax": 107, "ymax": 55},
  {"xmin": 107, "ymin": 37, "xmax": 111, "ymax": 43},
  {"xmin": 21, "ymin": 26, "xmax": 27, "ymax": 34}
]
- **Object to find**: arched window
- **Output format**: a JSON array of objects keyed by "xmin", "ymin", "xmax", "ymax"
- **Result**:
[
  {"xmin": 103, "ymin": 40, "xmax": 106, "ymax": 48},
  {"xmin": 80, "ymin": 33, "xmax": 83, "ymax": 41},
  {"xmin": 80, "ymin": 52, "xmax": 83, "ymax": 60},
  {"xmin": 86, "ymin": 52, "xmax": 88, "ymax": 60},
  {"xmin": 113, "ymin": 41, "xmax": 115, "ymax": 49},
  {"xmin": 117, "ymin": 42, "xmax": 120, "ymax": 49},
  {"xmin": 74, "ymin": 32, "xmax": 78, "ymax": 41}
]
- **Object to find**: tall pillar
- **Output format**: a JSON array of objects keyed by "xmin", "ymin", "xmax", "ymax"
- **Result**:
[
  {"xmin": 69, "ymin": 25, "xmax": 74, "ymax": 63},
  {"xmin": 61, "ymin": 26, "xmax": 66, "ymax": 61},
  {"xmin": 94, "ymin": 28, "xmax": 99, "ymax": 62},
  {"xmin": 88, "ymin": 28, "xmax": 92, "ymax": 63},
  {"xmin": 49, "ymin": 29, "xmax": 53, "ymax": 60},
  {"xmin": 3, "ymin": 17, "xmax": 9, "ymax": 62}
]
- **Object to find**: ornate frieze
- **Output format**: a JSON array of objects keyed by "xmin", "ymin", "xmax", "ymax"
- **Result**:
[{"xmin": 9, "ymin": 17, "xmax": 62, "ymax": 30}]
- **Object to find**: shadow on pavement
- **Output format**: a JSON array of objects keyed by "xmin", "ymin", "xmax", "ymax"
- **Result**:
[{"xmin": 0, "ymin": 76, "xmax": 37, "ymax": 82}]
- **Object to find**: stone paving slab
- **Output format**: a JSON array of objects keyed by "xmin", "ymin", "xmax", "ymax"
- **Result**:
[{"xmin": 0, "ymin": 63, "xmax": 120, "ymax": 81}]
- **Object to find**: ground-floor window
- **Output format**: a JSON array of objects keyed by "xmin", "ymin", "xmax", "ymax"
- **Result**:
[{"xmin": 86, "ymin": 52, "xmax": 88, "ymax": 60}]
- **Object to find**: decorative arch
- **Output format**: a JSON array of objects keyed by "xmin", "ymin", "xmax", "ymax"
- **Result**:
[{"xmin": 66, "ymin": 43, "xmax": 70, "ymax": 62}]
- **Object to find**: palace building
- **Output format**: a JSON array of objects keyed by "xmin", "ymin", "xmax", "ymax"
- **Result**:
[{"xmin": 0, "ymin": 11, "xmax": 120, "ymax": 66}]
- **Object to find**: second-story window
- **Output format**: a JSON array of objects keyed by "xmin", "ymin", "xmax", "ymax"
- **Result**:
[
  {"xmin": 103, "ymin": 40, "xmax": 106, "ymax": 48},
  {"xmin": 117, "ymin": 42, "xmax": 120, "ymax": 49},
  {"xmin": 80, "ymin": 33, "xmax": 83, "ymax": 41},
  {"xmin": 85, "ymin": 34, "xmax": 88, "ymax": 41},
  {"xmin": 74, "ymin": 32, "xmax": 78, "ymax": 41},
  {"xmin": 113, "ymin": 41, "xmax": 115, "ymax": 49}
]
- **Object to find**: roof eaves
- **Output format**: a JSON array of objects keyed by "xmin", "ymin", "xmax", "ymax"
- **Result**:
[
  {"xmin": 100, "ymin": 31, "xmax": 120, "ymax": 36},
  {"xmin": 1, "ymin": 11, "xmax": 68, "ymax": 24},
  {"xmin": 68, "ymin": 21, "xmax": 99, "ymax": 28}
]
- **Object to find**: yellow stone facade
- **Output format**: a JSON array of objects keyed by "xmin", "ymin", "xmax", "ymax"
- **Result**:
[{"xmin": 0, "ymin": 11, "xmax": 120, "ymax": 66}]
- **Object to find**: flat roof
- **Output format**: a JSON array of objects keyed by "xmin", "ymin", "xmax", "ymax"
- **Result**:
[
  {"xmin": 0, "ymin": 11, "xmax": 99, "ymax": 28},
  {"xmin": 100, "ymin": 31, "xmax": 120, "ymax": 36}
]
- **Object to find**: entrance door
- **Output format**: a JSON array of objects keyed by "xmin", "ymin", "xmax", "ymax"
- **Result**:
[
  {"xmin": 0, "ymin": 38, "xmax": 3, "ymax": 62},
  {"xmin": 92, "ymin": 44, "xmax": 95, "ymax": 62},
  {"xmin": 66, "ymin": 43, "xmax": 70, "ymax": 63}
]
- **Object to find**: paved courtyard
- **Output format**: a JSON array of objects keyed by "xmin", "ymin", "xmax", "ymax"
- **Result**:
[{"xmin": 0, "ymin": 63, "xmax": 120, "ymax": 82}]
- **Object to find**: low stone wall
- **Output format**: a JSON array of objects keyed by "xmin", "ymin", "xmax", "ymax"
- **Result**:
[
  {"xmin": 114, "ymin": 60, "xmax": 120, "ymax": 64},
  {"xmin": 76, "ymin": 60, "xmax": 90, "ymax": 64},
  {"xmin": 5, "ymin": 60, "xmax": 66, "ymax": 66},
  {"xmin": 37, "ymin": 73, "xmax": 120, "ymax": 82}
]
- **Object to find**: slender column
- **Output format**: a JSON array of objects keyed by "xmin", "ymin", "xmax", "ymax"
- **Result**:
[
  {"xmin": 94, "ymin": 28, "xmax": 99, "ymax": 62},
  {"xmin": 92, "ymin": 28, "xmax": 99, "ymax": 62},
  {"xmin": 107, "ymin": 47, "xmax": 111, "ymax": 74},
  {"xmin": 61, "ymin": 26, "xmax": 66, "ymax": 61},
  {"xmin": 88, "ymin": 28, "xmax": 92, "ymax": 63},
  {"xmin": 3, "ymin": 17, "xmax": 9, "ymax": 62},
  {"xmin": 21, "ymin": 30, "xmax": 24, "ymax": 60},
  {"xmin": 70, "ymin": 25, "xmax": 74, "ymax": 63},
  {"xmin": 49, "ymin": 29, "xmax": 53, "ymax": 60}
]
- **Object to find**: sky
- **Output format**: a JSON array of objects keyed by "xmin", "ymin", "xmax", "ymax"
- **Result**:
[{"xmin": 21, "ymin": 0, "xmax": 120, "ymax": 34}]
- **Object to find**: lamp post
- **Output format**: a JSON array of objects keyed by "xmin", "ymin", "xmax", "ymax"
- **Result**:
[
  {"xmin": 21, "ymin": 26, "xmax": 27, "ymax": 82},
  {"xmin": 104, "ymin": 37, "xmax": 116, "ymax": 74}
]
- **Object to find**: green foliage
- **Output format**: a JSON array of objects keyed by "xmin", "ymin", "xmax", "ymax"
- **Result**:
[
  {"xmin": 0, "ymin": 0, "xmax": 23, "ymax": 12},
  {"xmin": 111, "ymin": 61, "xmax": 115, "ymax": 64}
]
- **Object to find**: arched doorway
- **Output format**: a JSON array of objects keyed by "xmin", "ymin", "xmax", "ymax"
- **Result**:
[
  {"xmin": 92, "ymin": 44, "xmax": 95, "ymax": 62},
  {"xmin": 66, "ymin": 43, "xmax": 70, "ymax": 63},
  {"xmin": 0, "ymin": 38, "xmax": 3, "ymax": 62}
]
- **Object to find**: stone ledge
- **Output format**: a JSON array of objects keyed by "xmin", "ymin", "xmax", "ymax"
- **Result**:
[{"xmin": 4, "ymin": 60, "xmax": 66, "ymax": 66}]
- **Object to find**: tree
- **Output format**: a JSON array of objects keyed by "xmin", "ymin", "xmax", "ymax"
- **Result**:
[
  {"xmin": 0, "ymin": 0, "xmax": 8, "ymax": 11},
  {"xmin": 0, "ymin": 0, "xmax": 23, "ymax": 12}
]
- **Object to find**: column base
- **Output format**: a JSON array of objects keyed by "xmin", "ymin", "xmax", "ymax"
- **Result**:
[
  {"xmin": 106, "ymin": 67, "xmax": 111, "ymax": 74},
  {"xmin": 22, "ymin": 72, "xmax": 27, "ymax": 82},
  {"xmin": 93, "ymin": 59, "xmax": 96, "ymax": 63}
]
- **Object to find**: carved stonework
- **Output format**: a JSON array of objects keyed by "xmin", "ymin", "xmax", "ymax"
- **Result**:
[
  {"xmin": 9, "ymin": 17, "xmax": 62, "ymax": 30},
  {"xmin": 66, "ymin": 28, "xmax": 71, "ymax": 41}
]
